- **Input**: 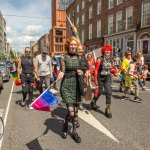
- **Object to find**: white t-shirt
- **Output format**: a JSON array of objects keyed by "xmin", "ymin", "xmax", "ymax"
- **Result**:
[{"xmin": 36, "ymin": 54, "xmax": 52, "ymax": 76}]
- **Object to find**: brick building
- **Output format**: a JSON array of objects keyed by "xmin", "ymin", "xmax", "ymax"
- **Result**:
[
  {"xmin": 66, "ymin": 0, "xmax": 150, "ymax": 59},
  {"xmin": 49, "ymin": 0, "xmax": 71, "ymax": 55}
]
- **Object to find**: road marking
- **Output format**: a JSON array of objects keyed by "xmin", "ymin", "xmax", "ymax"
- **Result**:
[
  {"xmin": 78, "ymin": 110, "xmax": 119, "ymax": 142},
  {"xmin": 0, "ymin": 109, "xmax": 4, "ymax": 117},
  {"xmin": 0, "ymin": 82, "xmax": 14, "ymax": 149}
]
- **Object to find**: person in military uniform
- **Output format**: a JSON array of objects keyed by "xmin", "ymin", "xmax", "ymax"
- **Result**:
[
  {"xmin": 60, "ymin": 36, "xmax": 83, "ymax": 143},
  {"xmin": 90, "ymin": 45, "xmax": 115, "ymax": 118}
]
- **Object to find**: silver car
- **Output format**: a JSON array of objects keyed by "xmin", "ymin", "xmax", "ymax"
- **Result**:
[{"xmin": 0, "ymin": 64, "xmax": 9, "ymax": 82}]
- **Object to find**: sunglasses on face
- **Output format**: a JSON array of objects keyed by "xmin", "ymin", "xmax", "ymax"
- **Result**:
[{"xmin": 25, "ymin": 51, "xmax": 30, "ymax": 53}]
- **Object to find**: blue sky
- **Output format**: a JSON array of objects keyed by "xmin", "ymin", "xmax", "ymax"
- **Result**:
[{"xmin": 0, "ymin": 0, "xmax": 52, "ymax": 52}]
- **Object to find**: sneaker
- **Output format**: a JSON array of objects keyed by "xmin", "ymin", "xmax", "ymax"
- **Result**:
[
  {"xmin": 134, "ymin": 96, "xmax": 142, "ymax": 102},
  {"xmin": 120, "ymin": 96, "xmax": 128, "ymax": 100},
  {"xmin": 90, "ymin": 100, "xmax": 98, "ymax": 110},
  {"xmin": 21, "ymin": 100, "xmax": 26, "ymax": 107},
  {"xmin": 79, "ymin": 103, "xmax": 85, "ymax": 111},
  {"xmin": 62, "ymin": 123, "xmax": 68, "ymax": 139},
  {"xmin": 72, "ymin": 132, "xmax": 81, "ymax": 143}
]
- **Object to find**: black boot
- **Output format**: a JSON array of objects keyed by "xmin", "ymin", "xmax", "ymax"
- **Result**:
[
  {"xmin": 105, "ymin": 104, "xmax": 112, "ymax": 119},
  {"xmin": 62, "ymin": 123, "xmax": 68, "ymax": 139},
  {"xmin": 72, "ymin": 132, "xmax": 81, "ymax": 143},
  {"xmin": 90, "ymin": 100, "xmax": 98, "ymax": 110}
]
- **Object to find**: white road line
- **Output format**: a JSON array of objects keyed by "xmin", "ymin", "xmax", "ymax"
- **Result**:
[
  {"xmin": 78, "ymin": 110, "xmax": 119, "ymax": 142},
  {"xmin": 0, "ymin": 82, "xmax": 14, "ymax": 149}
]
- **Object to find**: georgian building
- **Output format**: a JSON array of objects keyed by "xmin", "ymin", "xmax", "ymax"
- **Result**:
[{"xmin": 66, "ymin": 0, "xmax": 150, "ymax": 59}]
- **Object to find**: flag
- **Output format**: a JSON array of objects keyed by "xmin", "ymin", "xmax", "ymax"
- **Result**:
[
  {"xmin": 11, "ymin": 71, "xmax": 22, "ymax": 86},
  {"xmin": 31, "ymin": 89, "xmax": 59, "ymax": 112},
  {"xmin": 117, "ymin": 73, "xmax": 123, "ymax": 81},
  {"xmin": 66, "ymin": 15, "xmax": 79, "ymax": 39},
  {"xmin": 11, "ymin": 71, "xmax": 18, "ymax": 81}
]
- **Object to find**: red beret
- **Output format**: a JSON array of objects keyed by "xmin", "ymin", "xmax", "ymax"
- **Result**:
[{"xmin": 101, "ymin": 45, "xmax": 112, "ymax": 55}]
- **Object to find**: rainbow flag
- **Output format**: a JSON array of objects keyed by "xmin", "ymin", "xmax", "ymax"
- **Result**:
[
  {"xmin": 12, "ymin": 71, "xmax": 18, "ymax": 81},
  {"xmin": 117, "ymin": 73, "xmax": 123, "ymax": 81},
  {"xmin": 66, "ymin": 15, "xmax": 79, "ymax": 39},
  {"xmin": 31, "ymin": 89, "xmax": 59, "ymax": 112}
]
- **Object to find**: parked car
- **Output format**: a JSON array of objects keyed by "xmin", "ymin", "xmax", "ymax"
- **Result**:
[
  {"xmin": 0, "ymin": 70, "xmax": 3, "ymax": 90},
  {"xmin": 0, "ymin": 63, "xmax": 10, "ymax": 82}
]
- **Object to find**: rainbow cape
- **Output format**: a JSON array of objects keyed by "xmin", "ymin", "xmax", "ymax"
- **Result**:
[{"xmin": 31, "ymin": 89, "xmax": 59, "ymax": 112}]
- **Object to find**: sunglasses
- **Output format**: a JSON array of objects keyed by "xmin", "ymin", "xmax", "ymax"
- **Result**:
[{"xmin": 25, "ymin": 51, "xmax": 30, "ymax": 53}]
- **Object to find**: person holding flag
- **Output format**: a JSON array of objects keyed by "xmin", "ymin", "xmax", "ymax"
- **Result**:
[
  {"xmin": 60, "ymin": 35, "xmax": 83, "ymax": 143},
  {"xmin": 17, "ymin": 47, "xmax": 39, "ymax": 107}
]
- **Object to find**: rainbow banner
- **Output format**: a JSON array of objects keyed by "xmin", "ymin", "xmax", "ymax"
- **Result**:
[
  {"xmin": 31, "ymin": 89, "xmax": 59, "ymax": 112},
  {"xmin": 66, "ymin": 15, "xmax": 79, "ymax": 39}
]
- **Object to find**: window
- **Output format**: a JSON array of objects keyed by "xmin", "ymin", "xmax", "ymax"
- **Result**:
[
  {"xmin": 76, "ymin": 17, "xmax": 79, "ymax": 26},
  {"xmin": 117, "ymin": 0, "xmax": 123, "ymax": 5},
  {"xmin": 109, "ymin": 0, "xmax": 114, "ymax": 9},
  {"xmin": 55, "ymin": 29, "xmax": 63, "ymax": 35},
  {"xmin": 82, "ymin": 14, "xmax": 85, "ymax": 25},
  {"xmin": 77, "ymin": 4, "xmax": 79, "ymax": 13},
  {"xmin": 126, "ymin": 6, "xmax": 133, "ymax": 29},
  {"xmin": 142, "ymin": 0, "xmax": 150, "ymax": 27},
  {"xmin": 108, "ymin": 15, "xmax": 113, "ymax": 34},
  {"xmin": 82, "ymin": 1, "xmax": 85, "ymax": 9},
  {"xmin": 97, "ymin": 0, "xmax": 102, "ymax": 15},
  {"xmin": 97, "ymin": 20, "xmax": 101, "ymax": 37},
  {"xmin": 89, "ymin": 24, "xmax": 92, "ymax": 39},
  {"xmin": 89, "ymin": 6, "xmax": 93, "ymax": 19},
  {"xmin": 82, "ymin": 30, "xmax": 84, "ymax": 43},
  {"xmin": 58, "ymin": 0, "xmax": 66, "ymax": 10},
  {"xmin": 116, "ymin": 11, "xmax": 122, "ymax": 32}
]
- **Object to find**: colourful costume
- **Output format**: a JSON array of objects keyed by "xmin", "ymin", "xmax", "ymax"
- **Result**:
[{"xmin": 91, "ymin": 45, "xmax": 115, "ymax": 118}]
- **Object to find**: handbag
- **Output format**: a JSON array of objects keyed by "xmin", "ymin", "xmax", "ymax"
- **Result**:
[
  {"xmin": 84, "ymin": 76, "xmax": 92, "ymax": 101},
  {"xmin": 78, "ymin": 75, "xmax": 87, "ymax": 97}
]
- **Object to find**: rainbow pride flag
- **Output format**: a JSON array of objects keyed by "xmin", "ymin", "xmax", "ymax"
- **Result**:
[
  {"xmin": 12, "ymin": 71, "xmax": 18, "ymax": 81},
  {"xmin": 31, "ymin": 89, "xmax": 59, "ymax": 112},
  {"xmin": 117, "ymin": 73, "xmax": 123, "ymax": 81},
  {"xmin": 66, "ymin": 15, "xmax": 79, "ymax": 39}
]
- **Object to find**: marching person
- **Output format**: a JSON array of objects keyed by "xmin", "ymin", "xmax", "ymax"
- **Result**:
[
  {"xmin": 36, "ymin": 47, "xmax": 53, "ymax": 94},
  {"xmin": 60, "ymin": 36, "xmax": 83, "ymax": 143},
  {"xmin": 90, "ymin": 45, "xmax": 115, "ymax": 118},
  {"xmin": 17, "ymin": 47, "xmax": 39, "ymax": 107},
  {"xmin": 77, "ymin": 44, "xmax": 88, "ymax": 110},
  {"xmin": 50, "ymin": 52, "xmax": 59, "ymax": 90},
  {"xmin": 120, "ymin": 58, "xmax": 141, "ymax": 101}
]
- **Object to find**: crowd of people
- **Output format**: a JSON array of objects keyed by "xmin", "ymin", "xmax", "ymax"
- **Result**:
[{"xmin": 13, "ymin": 35, "xmax": 150, "ymax": 144}]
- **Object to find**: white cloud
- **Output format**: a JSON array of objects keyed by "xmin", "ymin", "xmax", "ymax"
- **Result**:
[
  {"xmin": 24, "ymin": 25, "xmax": 43, "ymax": 35},
  {"xmin": 0, "ymin": 0, "xmax": 52, "ymax": 52}
]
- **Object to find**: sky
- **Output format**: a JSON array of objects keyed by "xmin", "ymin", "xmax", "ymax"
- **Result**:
[{"xmin": 0, "ymin": 0, "xmax": 52, "ymax": 52}]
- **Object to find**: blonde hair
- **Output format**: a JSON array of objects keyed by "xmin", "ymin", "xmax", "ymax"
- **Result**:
[{"xmin": 65, "ymin": 36, "xmax": 81, "ymax": 52}]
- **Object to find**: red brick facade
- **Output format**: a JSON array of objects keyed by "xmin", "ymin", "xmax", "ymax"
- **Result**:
[{"xmin": 66, "ymin": 0, "xmax": 150, "ymax": 58}]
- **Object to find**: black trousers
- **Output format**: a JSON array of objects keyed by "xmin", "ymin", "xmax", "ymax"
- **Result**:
[
  {"xmin": 94, "ymin": 74, "xmax": 112, "ymax": 104},
  {"xmin": 21, "ymin": 73, "xmax": 34, "ymax": 102}
]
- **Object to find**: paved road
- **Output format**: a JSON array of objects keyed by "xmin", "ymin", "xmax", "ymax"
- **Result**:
[{"xmin": 0, "ymin": 78, "xmax": 150, "ymax": 150}]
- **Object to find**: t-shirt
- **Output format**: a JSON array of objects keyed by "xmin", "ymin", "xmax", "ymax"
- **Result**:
[{"xmin": 36, "ymin": 54, "xmax": 52, "ymax": 76}]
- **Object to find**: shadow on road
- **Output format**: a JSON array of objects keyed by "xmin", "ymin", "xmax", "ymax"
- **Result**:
[
  {"xmin": 83, "ymin": 103, "xmax": 106, "ymax": 116},
  {"xmin": 43, "ymin": 107, "xmax": 72, "ymax": 137},
  {"xmin": 13, "ymin": 90, "xmax": 22, "ymax": 94},
  {"xmin": 26, "ymin": 138, "xmax": 43, "ymax": 150}
]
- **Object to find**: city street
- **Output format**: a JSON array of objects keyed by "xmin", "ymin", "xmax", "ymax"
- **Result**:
[{"xmin": 0, "ymin": 78, "xmax": 150, "ymax": 150}]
